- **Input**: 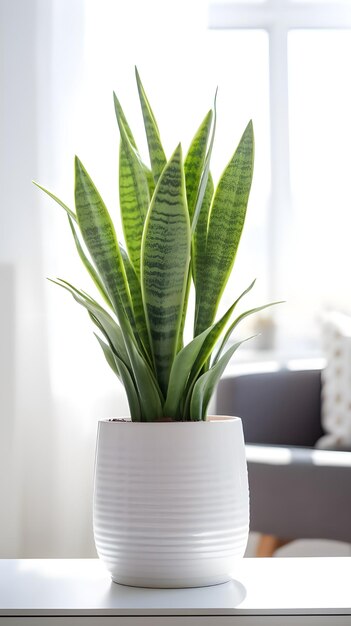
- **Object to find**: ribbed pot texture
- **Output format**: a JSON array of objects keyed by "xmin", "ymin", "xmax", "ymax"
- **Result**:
[{"xmin": 93, "ymin": 416, "xmax": 249, "ymax": 588}]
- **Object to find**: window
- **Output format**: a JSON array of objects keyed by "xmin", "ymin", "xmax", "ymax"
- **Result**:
[{"xmin": 209, "ymin": 1, "xmax": 351, "ymax": 353}]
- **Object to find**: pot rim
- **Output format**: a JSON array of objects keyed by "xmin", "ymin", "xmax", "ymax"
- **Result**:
[{"xmin": 99, "ymin": 415, "xmax": 241, "ymax": 424}]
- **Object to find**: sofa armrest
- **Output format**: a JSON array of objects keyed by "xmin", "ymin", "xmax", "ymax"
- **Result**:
[{"xmin": 216, "ymin": 368, "xmax": 324, "ymax": 446}]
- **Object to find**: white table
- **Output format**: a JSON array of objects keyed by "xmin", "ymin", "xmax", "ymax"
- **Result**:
[{"xmin": 0, "ymin": 558, "xmax": 350, "ymax": 625}]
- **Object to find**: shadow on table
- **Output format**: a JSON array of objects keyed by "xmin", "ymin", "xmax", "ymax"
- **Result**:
[{"xmin": 104, "ymin": 577, "xmax": 247, "ymax": 611}]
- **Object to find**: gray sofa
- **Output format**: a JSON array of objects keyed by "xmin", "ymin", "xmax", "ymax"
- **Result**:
[{"xmin": 216, "ymin": 368, "xmax": 351, "ymax": 546}]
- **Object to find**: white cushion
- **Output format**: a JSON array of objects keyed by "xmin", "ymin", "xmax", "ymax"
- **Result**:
[{"xmin": 318, "ymin": 312, "xmax": 351, "ymax": 450}]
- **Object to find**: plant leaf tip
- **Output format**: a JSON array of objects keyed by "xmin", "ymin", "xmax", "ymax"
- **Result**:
[
  {"xmin": 75, "ymin": 155, "xmax": 86, "ymax": 176},
  {"xmin": 135, "ymin": 66, "xmax": 141, "ymax": 84},
  {"xmin": 74, "ymin": 155, "xmax": 82, "ymax": 173}
]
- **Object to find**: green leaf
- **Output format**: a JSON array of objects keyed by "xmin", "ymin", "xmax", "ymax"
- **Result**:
[
  {"xmin": 190, "ymin": 337, "xmax": 253, "ymax": 421},
  {"xmin": 118, "ymin": 144, "xmax": 148, "ymax": 276},
  {"xmin": 164, "ymin": 326, "xmax": 215, "ymax": 419},
  {"xmin": 190, "ymin": 279, "xmax": 256, "ymax": 376},
  {"xmin": 177, "ymin": 267, "xmax": 191, "ymax": 353},
  {"xmin": 67, "ymin": 216, "xmax": 112, "ymax": 309},
  {"xmin": 120, "ymin": 246, "xmax": 152, "ymax": 363},
  {"xmin": 192, "ymin": 173, "xmax": 214, "ymax": 289},
  {"xmin": 94, "ymin": 332, "xmax": 121, "ymax": 379},
  {"xmin": 113, "ymin": 93, "xmax": 138, "ymax": 148},
  {"xmin": 144, "ymin": 166, "xmax": 156, "ymax": 199},
  {"xmin": 213, "ymin": 300, "xmax": 283, "ymax": 365},
  {"xmin": 182, "ymin": 111, "xmax": 213, "ymax": 337},
  {"xmin": 135, "ymin": 67, "xmax": 167, "ymax": 183},
  {"xmin": 94, "ymin": 333, "xmax": 141, "ymax": 421},
  {"xmin": 191, "ymin": 90, "xmax": 217, "ymax": 234},
  {"xmin": 184, "ymin": 110, "xmax": 213, "ymax": 222},
  {"xmin": 125, "ymin": 338, "xmax": 164, "ymax": 421},
  {"xmin": 50, "ymin": 278, "xmax": 146, "ymax": 422},
  {"xmin": 52, "ymin": 278, "xmax": 163, "ymax": 421},
  {"xmin": 34, "ymin": 181, "xmax": 115, "ymax": 311},
  {"xmin": 51, "ymin": 279, "xmax": 131, "ymax": 367},
  {"xmin": 114, "ymin": 355, "xmax": 142, "ymax": 421},
  {"xmin": 170, "ymin": 111, "xmax": 213, "ymax": 351},
  {"xmin": 74, "ymin": 157, "xmax": 134, "ymax": 333},
  {"xmin": 113, "ymin": 93, "xmax": 155, "ymax": 194},
  {"xmin": 181, "ymin": 280, "xmax": 256, "ymax": 419},
  {"xmin": 141, "ymin": 144, "xmax": 191, "ymax": 395},
  {"xmin": 114, "ymin": 93, "xmax": 150, "ymax": 276},
  {"xmin": 33, "ymin": 181, "xmax": 77, "ymax": 222},
  {"xmin": 194, "ymin": 120, "xmax": 254, "ymax": 336}
]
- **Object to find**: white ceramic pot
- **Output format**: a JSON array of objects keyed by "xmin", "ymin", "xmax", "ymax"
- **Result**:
[{"xmin": 93, "ymin": 416, "xmax": 249, "ymax": 588}]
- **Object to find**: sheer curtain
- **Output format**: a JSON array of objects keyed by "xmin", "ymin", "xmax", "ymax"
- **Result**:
[
  {"xmin": 0, "ymin": 0, "xmax": 225, "ymax": 557},
  {"xmin": 0, "ymin": 0, "xmax": 55, "ymax": 558},
  {"xmin": 1, "ymin": 0, "xmax": 270, "ymax": 557},
  {"xmin": 0, "ymin": 0, "xmax": 129, "ymax": 558}
]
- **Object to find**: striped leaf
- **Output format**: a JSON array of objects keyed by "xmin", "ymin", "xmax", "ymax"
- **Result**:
[
  {"xmin": 113, "ymin": 92, "xmax": 138, "ymax": 147},
  {"xmin": 113, "ymin": 93, "xmax": 155, "ymax": 196},
  {"xmin": 67, "ymin": 216, "xmax": 112, "ymax": 309},
  {"xmin": 114, "ymin": 94, "xmax": 150, "ymax": 276},
  {"xmin": 74, "ymin": 157, "xmax": 134, "ymax": 333},
  {"xmin": 176, "ymin": 267, "xmax": 191, "ymax": 353},
  {"xmin": 191, "ymin": 90, "xmax": 217, "ymax": 234},
  {"xmin": 192, "ymin": 173, "xmax": 214, "ymax": 288},
  {"xmin": 120, "ymin": 246, "xmax": 152, "ymax": 364},
  {"xmin": 190, "ymin": 337, "xmax": 254, "ymax": 421},
  {"xmin": 118, "ymin": 143, "xmax": 147, "ymax": 276},
  {"xmin": 184, "ymin": 110, "xmax": 212, "ymax": 221},
  {"xmin": 141, "ymin": 144, "xmax": 191, "ymax": 395},
  {"xmin": 135, "ymin": 67, "xmax": 167, "ymax": 183},
  {"xmin": 169, "ymin": 110, "xmax": 214, "ymax": 353},
  {"xmin": 182, "ymin": 111, "xmax": 213, "ymax": 344},
  {"xmin": 36, "ymin": 176, "xmax": 159, "ymax": 417},
  {"xmin": 194, "ymin": 120, "xmax": 254, "ymax": 336},
  {"xmin": 33, "ymin": 182, "xmax": 113, "ymax": 309},
  {"xmin": 144, "ymin": 166, "xmax": 156, "ymax": 199}
]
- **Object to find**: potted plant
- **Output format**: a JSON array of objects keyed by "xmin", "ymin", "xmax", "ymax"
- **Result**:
[{"xmin": 35, "ymin": 69, "xmax": 278, "ymax": 588}]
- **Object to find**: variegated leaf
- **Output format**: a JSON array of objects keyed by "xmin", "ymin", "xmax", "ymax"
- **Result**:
[
  {"xmin": 114, "ymin": 93, "xmax": 150, "ymax": 276},
  {"xmin": 141, "ymin": 144, "xmax": 191, "ymax": 395},
  {"xmin": 74, "ymin": 157, "xmax": 134, "ymax": 333},
  {"xmin": 135, "ymin": 67, "xmax": 167, "ymax": 183},
  {"xmin": 194, "ymin": 120, "xmax": 254, "ymax": 336}
]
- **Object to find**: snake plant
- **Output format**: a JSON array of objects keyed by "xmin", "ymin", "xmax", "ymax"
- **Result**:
[{"xmin": 35, "ymin": 69, "xmax": 278, "ymax": 421}]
